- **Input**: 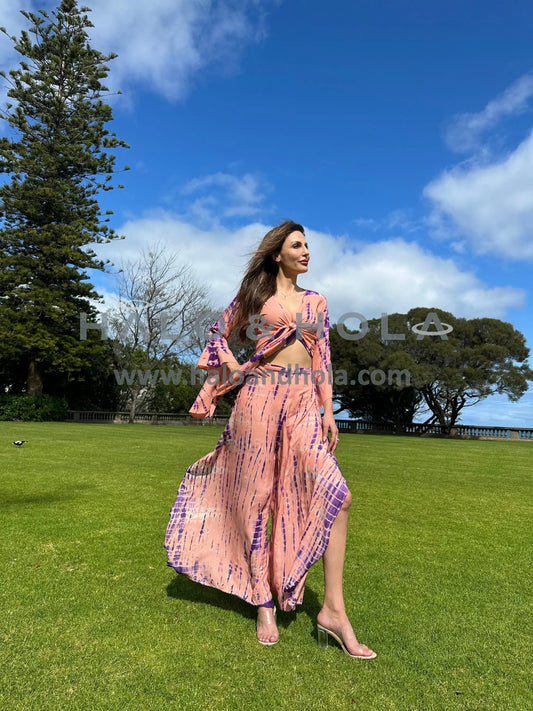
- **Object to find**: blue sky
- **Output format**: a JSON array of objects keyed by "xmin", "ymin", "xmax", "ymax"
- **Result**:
[{"xmin": 2, "ymin": 0, "xmax": 533, "ymax": 426}]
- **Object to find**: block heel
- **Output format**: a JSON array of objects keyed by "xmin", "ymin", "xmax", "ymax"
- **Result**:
[{"xmin": 317, "ymin": 624, "xmax": 329, "ymax": 649}]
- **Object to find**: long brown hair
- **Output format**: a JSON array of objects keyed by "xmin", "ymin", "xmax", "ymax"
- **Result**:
[{"xmin": 232, "ymin": 220, "xmax": 305, "ymax": 340}]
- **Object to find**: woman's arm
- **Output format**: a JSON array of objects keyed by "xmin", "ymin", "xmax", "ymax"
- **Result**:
[
  {"xmin": 311, "ymin": 296, "xmax": 338, "ymax": 453},
  {"xmin": 198, "ymin": 298, "xmax": 248, "ymax": 386},
  {"xmin": 197, "ymin": 298, "xmax": 239, "ymax": 371},
  {"xmin": 320, "ymin": 397, "xmax": 338, "ymax": 454}
]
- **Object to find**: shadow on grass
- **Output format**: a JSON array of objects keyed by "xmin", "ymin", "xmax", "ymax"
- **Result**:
[
  {"xmin": 166, "ymin": 572, "xmax": 322, "ymax": 635},
  {"xmin": 0, "ymin": 483, "xmax": 95, "ymax": 509}
]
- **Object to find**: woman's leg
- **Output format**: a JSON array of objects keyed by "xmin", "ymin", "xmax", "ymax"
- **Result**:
[
  {"xmin": 256, "ymin": 600, "xmax": 278, "ymax": 644},
  {"xmin": 317, "ymin": 489, "xmax": 376, "ymax": 657}
]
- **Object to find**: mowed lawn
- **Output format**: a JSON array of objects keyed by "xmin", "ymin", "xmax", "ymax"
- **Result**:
[{"xmin": 1, "ymin": 422, "xmax": 531, "ymax": 711}]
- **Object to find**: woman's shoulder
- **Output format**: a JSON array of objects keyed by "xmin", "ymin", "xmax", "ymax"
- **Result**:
[{"xmin": 304, "ymin": 289, "xmax": 327, "ymax": 303}]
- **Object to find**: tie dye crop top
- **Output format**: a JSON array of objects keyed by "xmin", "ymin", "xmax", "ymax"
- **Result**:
[{"xmin": 190, "ymin": 290, "xmax": 333, "ymax": 418}]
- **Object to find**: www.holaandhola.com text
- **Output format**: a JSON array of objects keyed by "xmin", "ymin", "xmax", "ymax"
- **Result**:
[{"xmin": 113, "ymin": 365, "xmax": 411, "ymax": 388}]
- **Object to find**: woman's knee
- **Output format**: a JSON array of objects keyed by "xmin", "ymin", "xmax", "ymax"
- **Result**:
[{"xmin": 341, "ymin": 488, "xmax": 352, "ymax": 511}]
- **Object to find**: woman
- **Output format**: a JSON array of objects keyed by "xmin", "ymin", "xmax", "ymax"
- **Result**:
[{"xmin": 165, "ymin": 220, "xmax": 376, "ymax": 658}]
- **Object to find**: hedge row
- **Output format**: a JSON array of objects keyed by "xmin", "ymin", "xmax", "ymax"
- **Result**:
[{"xmin": 0, "ymin": 394, "xmax": 69, "ymax": 421}]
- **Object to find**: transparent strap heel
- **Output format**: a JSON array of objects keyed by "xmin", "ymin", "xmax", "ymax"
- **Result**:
[
  {"xmin": 316, "ymin": 623, "xmax": 377, "ymax": 659},
  {"xmin": 317, "ymin": 624, "xmax": 329, "ymax": 649}
]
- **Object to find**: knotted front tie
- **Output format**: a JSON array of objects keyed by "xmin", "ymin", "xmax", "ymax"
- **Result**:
[{"xmin": 189, "ymin": 313, "xmax": 317, "ymax": 419}]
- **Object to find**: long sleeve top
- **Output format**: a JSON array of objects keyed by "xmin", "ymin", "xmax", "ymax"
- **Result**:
[{"xmin": 189, "ymin": 289, "xmax": 333, "ymax": 418}]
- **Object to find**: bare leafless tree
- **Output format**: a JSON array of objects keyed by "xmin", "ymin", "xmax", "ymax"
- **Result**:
[{"xmin": 109, "ymin": 244, "xmax": 211, "ymax": 421}]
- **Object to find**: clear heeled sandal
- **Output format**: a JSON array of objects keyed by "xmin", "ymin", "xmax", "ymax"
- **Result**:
[
  {"xmin": 317, "ymin": 624, "xmax": 377, "ymax": 659},
  {"xmin": 256, "ymin": 606, "xmax": 279, "ymax": 646}
]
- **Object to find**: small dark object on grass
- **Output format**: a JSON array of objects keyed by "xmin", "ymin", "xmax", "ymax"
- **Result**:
[{"xmin": 13, "ymin": 440, "xmax": 29, "ymax": 447}]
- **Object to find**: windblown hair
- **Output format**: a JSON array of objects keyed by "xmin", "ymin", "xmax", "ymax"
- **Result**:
[{"xmin": 232, "ymin": 220, "xmax": 305, "ymax": 341}]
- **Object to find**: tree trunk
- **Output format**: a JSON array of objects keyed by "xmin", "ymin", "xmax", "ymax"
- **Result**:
[
  {"xmin": 27, "ymin": 360, "xmax": 43, "ymax": 394},
  {"xmin": 129, "ymin": 388, "xmax": 139, "ymax": 423}
]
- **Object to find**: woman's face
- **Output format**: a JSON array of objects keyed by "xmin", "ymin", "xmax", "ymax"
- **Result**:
[{"xmin": 275, "ymin": 231, "xmax": 309, "ymax": 275}]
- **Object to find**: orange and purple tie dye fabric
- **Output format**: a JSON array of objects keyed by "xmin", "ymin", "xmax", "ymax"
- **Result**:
[
  {"xmin": 165, "ymin": 292, "xmax": 348, "ymax": 611},
  {"xmin": 189, "ymin": 291, "xmax": 333, "ymax": 418}
]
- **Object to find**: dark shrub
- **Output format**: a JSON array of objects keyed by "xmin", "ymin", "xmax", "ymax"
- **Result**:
[{"xmin": 0, "ymin": 394, "xmax": 69, "ymax": 421}]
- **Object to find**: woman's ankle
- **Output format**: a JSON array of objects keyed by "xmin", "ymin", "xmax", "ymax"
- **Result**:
[
  {"xmin": 320, "ymin": 600, "xmax": 347, "ymax": 617},
  {"xmin": 258, "ymin": 599, "xmax": 275, "ymax": 609}
]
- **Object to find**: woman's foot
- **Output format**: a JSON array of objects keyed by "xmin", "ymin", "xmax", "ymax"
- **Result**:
[
  {"xmin": 317, "ymin": 607, "xmax": 375, "ymax": 658},
  {"xmin": 256, "ymin": 606, "xmax": 279, "ymax": 646}
]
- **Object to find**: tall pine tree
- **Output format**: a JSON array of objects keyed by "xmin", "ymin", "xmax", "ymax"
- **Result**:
[{"xmin": 0, "ymin": 0, "xmax": 129, "ymax": 395}]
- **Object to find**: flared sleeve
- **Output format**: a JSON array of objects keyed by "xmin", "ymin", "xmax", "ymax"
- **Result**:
[
  {"xmin": 311, "ymin": 295, "xmax": 333, "ymax": 409},
  {"xmin": 196, "ymin": 298, "xmax": 238, "ymax": 370},
  {"xmin": 189, "ymin": 298, "xmax": 240, "ymax": 419}
]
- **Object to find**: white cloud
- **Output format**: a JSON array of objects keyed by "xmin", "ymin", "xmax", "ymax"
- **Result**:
[
  {"xmin": 0, "ymin": 1, "xmax": 34, "ymax": 120},
  {"xmin": 0, "ymin": 3, "xmax": 33, "ymax": 51},
  {"xmin": 81, "ymin": 0, "xmax": 275, "ymax": 102},
  {"xmin": 0, "ymin": 0, "xmax": 278, "ymax": 103},
  {"xmin": 181, "ymin": 172, "xmax": 273, "ymax": 226},
  {"xmin": 88, "ymin": 286, "xmax": 122, "ymax": 316},
  {"xmin": 352, "ymin": 209, "xmax": 424, "ymax": 235},
  {"xmin": 300, "ymin": 233, "xmax": 525, "ymax": 323},
  {"xmin": 425, "ymin": 130, "xmax": 533, "ymax": 259},
  {"xmin": 91, "ymin": 216, "xmax": 525, "ymax": 323},
  {"xmin": 445, "ymin": 72, "xmax": 533, "ymax": 153},
  {"xmin": 92, "ymin": 212, "xmax": 268, "ymax": 308}
]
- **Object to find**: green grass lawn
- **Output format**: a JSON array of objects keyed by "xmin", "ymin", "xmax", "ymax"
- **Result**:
[{"xmin": 1, "ymin": 422, "xmax": 531, "ymax": 711}]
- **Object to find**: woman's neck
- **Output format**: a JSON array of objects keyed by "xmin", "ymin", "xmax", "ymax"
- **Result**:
[{"xmin": 275, "ymin": 274, "xmax": 299, "ymax": 295}]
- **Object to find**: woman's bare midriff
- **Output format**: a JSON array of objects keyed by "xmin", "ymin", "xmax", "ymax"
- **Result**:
[
  {"xmin": 263, "ymin": 291, "xmax": 311, "ymax": 368},
  {"xmin": 264, "ymin": 338, "xmax": 312, "ymax": 369}
]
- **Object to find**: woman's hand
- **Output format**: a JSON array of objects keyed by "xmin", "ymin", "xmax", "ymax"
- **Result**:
[
  {"xmin": 321, "ymin": 411, "xmax": 339, "ymax": 453},
  {"xmin": 224, "ymin": 359, "xmax": 243, "ymax": 385}
]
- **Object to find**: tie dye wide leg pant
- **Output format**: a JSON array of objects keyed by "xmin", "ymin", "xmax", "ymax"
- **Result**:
[{"xmin": 165, "ymin": 364, "xmax": 349, "ymax": 612}]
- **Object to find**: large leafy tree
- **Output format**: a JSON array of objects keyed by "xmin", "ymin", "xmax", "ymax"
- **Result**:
[
  {"xmin": 406, "ymin": 307, "xmax": 532, "ymax": 430},
  {"xmin": 0, "ymin": 0, "xmax": 129, "ymax": 395},
  {"xmin": 330, "ymin": 308, "xmax": 532, "ymax": 431},
  {"xmin": 330, "ymin": 313, "xmax": 422, "ymax": 425}
]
